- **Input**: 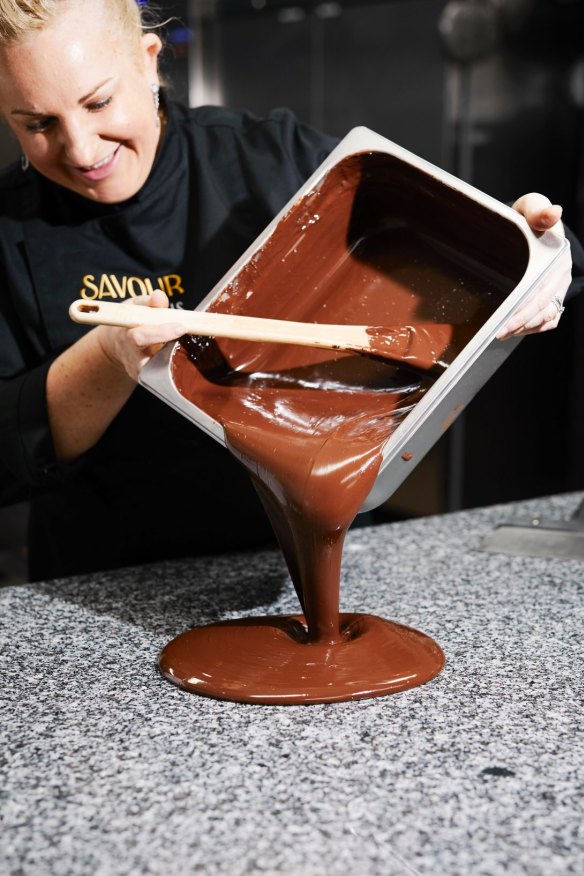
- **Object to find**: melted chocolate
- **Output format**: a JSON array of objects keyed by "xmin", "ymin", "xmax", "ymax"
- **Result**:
[
  {"xmin": 365, "ymin": 323, "xmax": 473, "ymax": 370},
  {"xmin": 160, "ymin": 152, "xmax": 527, "ymax": 705}
]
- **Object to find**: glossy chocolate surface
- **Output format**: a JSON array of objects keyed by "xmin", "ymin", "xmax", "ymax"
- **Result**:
[{"xmin": 161, "ymin": 152, "xmax": 527, "ymax": 704}]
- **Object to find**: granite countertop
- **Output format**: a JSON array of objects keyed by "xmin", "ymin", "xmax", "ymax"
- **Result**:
[{"xmin": 1, "ymin": 492, "xmax": 583, "ymax": 876}]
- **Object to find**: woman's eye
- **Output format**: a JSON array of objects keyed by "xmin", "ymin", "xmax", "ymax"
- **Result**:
[
  {"xmin": 25, "ymin": 117, "xmax": 54, "ymax": 133},
  {"xmin": 23, "ymin": 96, "xmax": 112, "ymax": 132},
  {"xmin": 87, "ymin": 96, "xmax": 112, "ymax": 112}
]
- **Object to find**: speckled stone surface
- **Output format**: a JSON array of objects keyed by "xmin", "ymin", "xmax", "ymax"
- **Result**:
[{"xmin": 2, "ymin": 492, "xmax": 584, "ymax": 876}]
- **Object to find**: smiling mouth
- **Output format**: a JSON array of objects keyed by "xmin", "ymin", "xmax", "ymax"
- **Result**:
[
  {"xmin": 75, "ymin": 145, "xmax": 121, "ymax": 179},
  {"xmin": 84, "ymin": 153, "xmax": 113, "ymax": 171}
]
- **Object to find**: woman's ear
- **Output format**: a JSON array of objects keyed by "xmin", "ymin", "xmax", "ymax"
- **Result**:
[{"xmin": 141, "ymin": 32, "xmax": 163, "ymax": 80}]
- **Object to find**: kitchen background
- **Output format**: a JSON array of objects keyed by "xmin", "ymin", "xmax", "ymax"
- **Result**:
[{"xmin": 1, "ymin": 0, "xmax": 584, "ymax": 582}]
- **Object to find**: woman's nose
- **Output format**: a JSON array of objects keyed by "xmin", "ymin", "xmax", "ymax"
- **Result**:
[{"xmin": 58, "ymin": 117, "xmax": 99, "ymax": 167}]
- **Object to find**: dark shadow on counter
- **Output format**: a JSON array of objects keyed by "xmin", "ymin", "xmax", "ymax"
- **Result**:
[{"xmin": 27, "ymin": 545, "xmax": 291, "ymax": 638}]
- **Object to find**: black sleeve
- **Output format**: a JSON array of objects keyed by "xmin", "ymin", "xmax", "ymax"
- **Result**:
[
  {"xmin": 267, "ymin": 107, "xmax": 339, "ymax": 184},
  {"xmin": 192, "ymin": 104, "xmax": 339, "ymax": 225},
  {"xmin": 564, "ymin": 223, "xmax": 584, "ymax": 301},
  {"xmin": 0, "ymin": 266, "xmax": 79, "ymax": 505},
  {"xmin": 0, "ymin": 357, "xmax": 80, "ymax": 505},
  {"xmin": 0, "ymin": 199, "xmax": 61, "ymax": 503}
]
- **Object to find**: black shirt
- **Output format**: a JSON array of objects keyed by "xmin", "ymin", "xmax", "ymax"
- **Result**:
[{"xmin": 0, "ymin": 100, "xmax": 337, "ymax": 580}]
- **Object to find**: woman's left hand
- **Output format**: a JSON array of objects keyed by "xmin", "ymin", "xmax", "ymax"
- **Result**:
[{"xmin": 496, "ymin": 193, "xmax": 572, "ymax": 340}]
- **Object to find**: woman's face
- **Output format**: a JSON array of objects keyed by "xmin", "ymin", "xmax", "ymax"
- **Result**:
[{"xmin": 0, "ymin": 1, "xmax": 162, "ymax": 203}]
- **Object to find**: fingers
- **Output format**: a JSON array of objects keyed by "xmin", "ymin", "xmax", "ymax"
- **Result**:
[
  {"xmin": 125, "ymin": 318, "xmax": 186, "ymax": 379},
  {"xmin": 498, "ymin": 296, "xmax": 561, "ymax": 339},
  {"xmin": 149, "ymin": 289, "xmax": 170, "ymax": 309},
  {"xmin": 497, "ymin": 300, "xmax": 564, "ymax": 339},
  {"xmin": 129, "ymin": 322, "xmax": 186, "ymax": 350},
  {"xmin": 496, "ymin": 264, "xmax": 571, "ymax": 340},
  {"xmin": 512, "ymin": 193, "xmax": 564, "ymax": 234},
  {"xmin": 502, "ymin": 193, "xmax": 567, "ymax": 338},
  {"xmin": 118, "ymin": 292, "xmax": 181, "ymax": 371},
  {"xmin": 95, "ymin": 297, "xmax": 184, "ymax": 381},
  {"xmin": 126, "ymin": 290, "xmax": 170, "ymax": 309}
]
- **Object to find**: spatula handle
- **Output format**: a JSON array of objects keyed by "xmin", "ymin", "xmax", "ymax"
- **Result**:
[{"xmin": 68, "ymin": 299, "xmax": 373, "ymax": 352}]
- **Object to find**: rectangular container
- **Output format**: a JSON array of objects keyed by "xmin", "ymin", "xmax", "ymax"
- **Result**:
[{"xmin": 140, "ymin": 126, "xmax": 570, "ymax": 512}]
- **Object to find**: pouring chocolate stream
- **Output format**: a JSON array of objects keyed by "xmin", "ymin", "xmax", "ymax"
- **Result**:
[{"xmin": 144, "ymin": 151, "xmax": 519, "ymax": 704}]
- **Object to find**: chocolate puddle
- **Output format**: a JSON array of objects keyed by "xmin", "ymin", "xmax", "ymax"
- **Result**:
[{"xmin": 160, "ymin": 152, "xmax": 527, "ymax": 704}]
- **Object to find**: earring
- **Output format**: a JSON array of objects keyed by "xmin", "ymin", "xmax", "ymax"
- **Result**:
[
  {"xmin": 151, "ymin": 83, "xmax": 160, "ymax": 127},
  {"xmin": 21, "ymin": 154, "xmax": 29, "ymax": 172}
]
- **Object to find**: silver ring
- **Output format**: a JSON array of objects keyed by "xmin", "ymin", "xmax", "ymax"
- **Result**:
[{"xmin": 552, "ymin": 295, "xmax": 565, "ymax": 316}]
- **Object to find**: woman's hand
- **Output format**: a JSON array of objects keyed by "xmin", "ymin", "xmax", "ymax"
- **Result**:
[
  {"xmin": 95, "ymin": 289, "xmax": 185, "ymax": 381},
  {"xmin": 47, "ymin": 290, "xmax": 186, "ymax": 461},
  {"xmin": 497, "ymin": 193, "xmax": 571, "ymax": 340}
]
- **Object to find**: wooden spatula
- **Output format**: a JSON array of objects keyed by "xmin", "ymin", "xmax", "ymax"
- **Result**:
[{"xmin": 69, "ymin": 299, "xmax": 457, "ymax": 370}]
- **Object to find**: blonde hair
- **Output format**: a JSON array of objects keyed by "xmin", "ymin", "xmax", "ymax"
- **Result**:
[{"xmin": 0, "ymin": 0, "xmax": 157, "ymax": 46}]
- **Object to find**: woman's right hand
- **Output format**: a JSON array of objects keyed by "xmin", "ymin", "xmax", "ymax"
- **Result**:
[
  {"xmin": 95, "ymin": 289, "xmax": 185, "ymax": 381},
  {"xmin": 48, "ymin": 290, "xmax": 186, "ymax": 462}
]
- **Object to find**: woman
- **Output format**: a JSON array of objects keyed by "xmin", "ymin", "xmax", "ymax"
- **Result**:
[{"xmin": 0, "ymin": 0, "xmax": 580, "ymax": 581}]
